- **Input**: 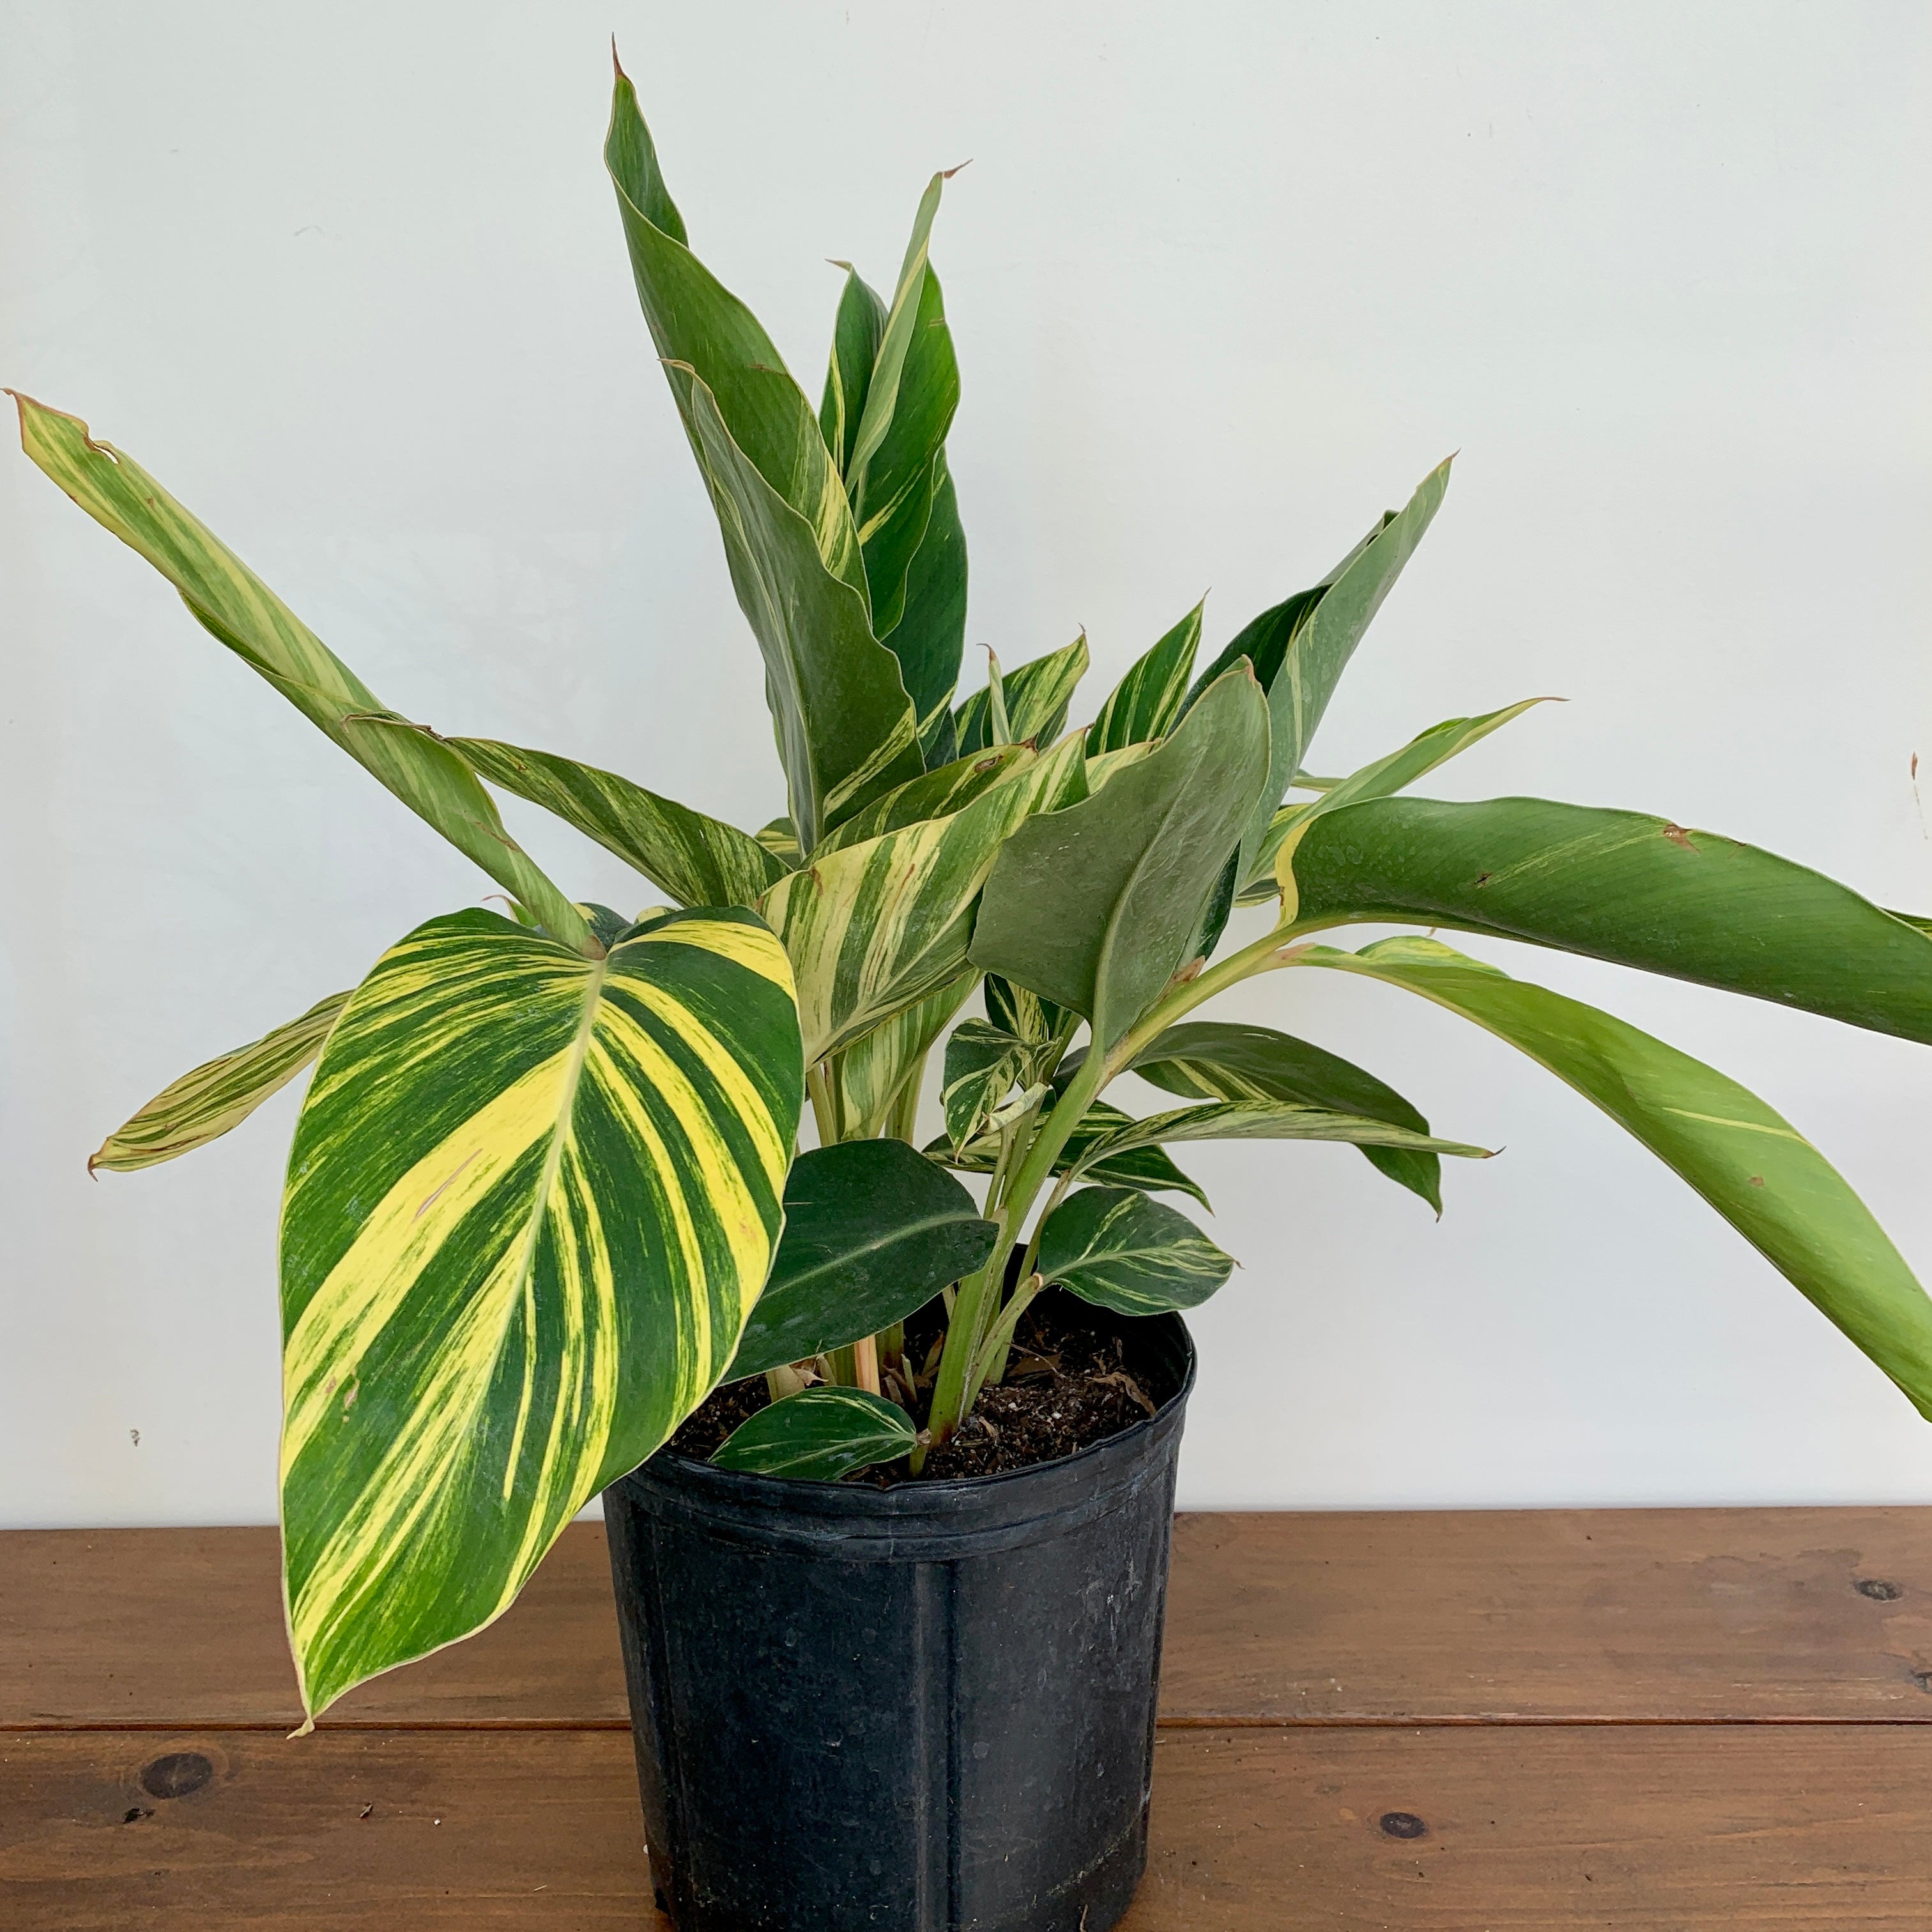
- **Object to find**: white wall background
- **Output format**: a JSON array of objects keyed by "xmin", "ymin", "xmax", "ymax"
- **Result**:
[{"xmin": 3, "ymin": 1, "xmax": 1930, "ymax": 1527}]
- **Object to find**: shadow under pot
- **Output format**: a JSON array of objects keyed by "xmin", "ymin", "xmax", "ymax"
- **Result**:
[{"xmin": 602, "ymin": 1304, "xmax": 1196, "ymax": 1932}]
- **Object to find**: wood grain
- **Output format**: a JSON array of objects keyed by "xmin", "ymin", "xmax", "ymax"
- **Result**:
[
  {"xmin": 9, "ymin": 1510, "xmax": 1932, "ymax": 1729},
  {"xmin": 5, "ymin": 1724, "xmax": 1928, "ymax": 1929}
]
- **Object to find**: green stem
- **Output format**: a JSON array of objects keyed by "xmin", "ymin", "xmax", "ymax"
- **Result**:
[
  {"xmin": 924, "ymin": 1043, "xmax": 1110, "ymax": 1450},
  {"xmin": 966, "ymin": 1271, "xmax": 1044, "ymax": 1413}
]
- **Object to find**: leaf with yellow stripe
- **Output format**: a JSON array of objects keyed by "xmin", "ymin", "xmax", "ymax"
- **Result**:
[
  {"xmin": 450, "ymin": 737, "xmax": 785, "ymax": 909},
  {"xmin": 91, "ymin": 992, "xmax": 349, "ymax": 1174},
  {"xmin": 954, "ymin": 635, "xmax": 1091, "ymax": 754},
  {"xmin": 278, "ymin": 905, "xmax": 803, "ymax": 1721},
  {"xmin": 1085, "ymin": 602, "xmax": 1203, "ymax": 754},
  {"xmin": 9, "ymin": 393, "xmax": 596, "ymax": 957},
  {"xmin": 764, "ymin": 737, "xmax": 1085, "ymax": 1062}
]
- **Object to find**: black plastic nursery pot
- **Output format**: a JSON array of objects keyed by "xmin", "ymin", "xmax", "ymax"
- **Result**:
[{"xmin": 602, "ymin": 1305, "xmax": 1196, "ymax": 1932}]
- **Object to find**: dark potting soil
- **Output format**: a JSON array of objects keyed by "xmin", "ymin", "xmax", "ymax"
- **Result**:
[{"xmin": 663, "ymin": 1295, "xmax": 1160, "ymax": 1484}]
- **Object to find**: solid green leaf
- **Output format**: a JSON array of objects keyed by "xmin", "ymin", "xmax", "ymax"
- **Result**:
[
  {"xmin": 711, "ymin": 1386, "xmax": 917, "ymax": 1481},
  {"xmin": 1241, "ymin": 697, "xmax": 1552, "ymax": 901},
  {"xmin": 954, "ymin": 634, "xmax": 1091, "ymax": 753},
  {"xmin": 664, "ymin": 361, "xmax": 924, "ymax": 849},
  {"xmin": 766, "ymin": 735, "xmax": 1085, "ymax": 1061},
  {"xmin": 1299, "ymin": 935, "xmax": 1932, "ymax": 1422},
  {"xmin": 10, "ymin": 394, "xmax": 596, "ymax": 956},
  {"xmin": 1284, "ymin": 796, "xmax": 1932, "ymax": 1045},
  {"xmin": 898, "ymin": 452, "xmax": 969, "ymax": 765},
  {"xmin": 1085, "ymin": 602, "xmax": 1204, "ymax": 754},
  {"xmin": 1132, "ymin": 1019, "xmax": 1445, "ymax": 1213},
  {"xmin": 1036, "ymin": 1187, "xmax": 1234, "ymax": 1315},
  {"xmin": 279, "ymin": 905, "xmax": 804, "ymax": 1720},
  {"xmin": 818, "ymin": 263, "xmax": 887, "ymax": 479},
  {"xmin": 91, "ymin": 992, "xmax": 349, "ymax": 1174},
  {"xmin": 1189, "ymin": 457, "xmax": 1452, "ymax": 900},
  {"xmin": 452, "ymin": 737, "xmax": 785, "ymax": 909},
  {"xmin": 970, "ymin": 665, "xmax": 1273, "ymax": 1048},
  {"xmin": 727, "ymin": 1140, "xmax": 996, "ymax": 1380},
  {"xmin": 811, "ymin": 742, "xmax": 1033, "ymax": 858},
  {"xmin": 941, "ymin": 1018, "xmax": 1031, "ymax": 1149},
  {"xmin": 606, "ymin": 67, "xmax": 866, "ymax": 604}
]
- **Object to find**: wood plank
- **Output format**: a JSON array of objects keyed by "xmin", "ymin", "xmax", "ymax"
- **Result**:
[
  {"xmin": 4, "ymin": 1724, "xmax": 1929, "ymax": 1929},
  {"xmin": 8, "ymin": 1509, "xmax": 1932, "ymax": 1729},
  {"xmin": 1161, "ymin": 1508, "xmax": 1932, "ymax": 1722}
]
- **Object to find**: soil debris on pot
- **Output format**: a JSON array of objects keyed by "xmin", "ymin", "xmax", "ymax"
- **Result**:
[{"xmin": 664, "ymin": 1294, "xmax": 1160, "ymax": 1483}]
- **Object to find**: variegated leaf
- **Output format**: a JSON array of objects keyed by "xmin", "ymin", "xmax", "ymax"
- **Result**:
[
  {"xmin": 451, "ymin": 737, "xmax": 785, "ymax": 909},
  {"xmin": 1086, "ymin": 602, "xmax": 1204, "ymax": 753},
  {"xmin": 941, "ymin": 1019, "xmax": 1030, "ymax": 1150},
  {"xmin": 818, "ymin": 263, "xmax": 887, "ymax": 480},
  {"xmin": 954, "ymin": 635, "xmax": 1091, "ymax": 753},
  {"xmin": 9, "ymin": 394, "xmax": 595, "ymax": 955},
  {"xmin": 832, "ymin": 970, "xmax": 978, "ymax": 1140},
  {"xmin": 91, "ymin": 992, "xmax": 348, "ymax": 1174},
  {"xmin": 1064, "ymin": 1096, "xmax": 1492, "ymax": 1177},
  {"xmin": 812, "ymin": 743, "xmax": 1032, "ymax": 858},
  {"xmin": 279, "ymin": 905, "xmax": 803, "ymax": 1721},
  {"xmin": 1239, "ymin": 697, "xmax": 1552, "ymax": 905},
  {"xmin": 765, "ymin": 736, "xmax": 1085, "ymax": 1062},
  {"xmin": 1035, "ymin": 1186, "xmax": 1234, "ymax": 1316},
  {"xmin": 934, "ymin": 1099, "xmax": 1211, "ymax": 1210},
  {"xmin": 712, "ymin": 1386, "xmax": 916, "ymax": 1481},
  {"xmin": 665, "ymin": 361, "xmax": 924, "ymax": 850},
  {"xmin": 1084, "ymin": 742, "xmax": 1158, "ymax": 794},
  {"xmin": 756, "ymin": 818, "xmax": 804, "ymax": 868}
]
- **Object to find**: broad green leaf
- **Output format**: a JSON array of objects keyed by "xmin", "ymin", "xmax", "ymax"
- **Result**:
[
  {"xmin": 452, "ymin": 738, "xmax": 784, "ymax": 909},
  {"xmin": 1189, "ymin": 457, "xmax": 1452, "ymax": 900},
  {"xmin": 1132, "ymin": 1019, "xmax": 1445, "ymax": 1213},
  {"xmin": 279, "ymin": 905, "xmax": 803, "ymax": 1720},
  {"xmin": 942, "ymin": 1019, "xmax": 1030, "ymax": 1149},
  {"xmin": 1084, "ymin": 742, "xmax": 1160, "ymax": 793},
  {"xmin": 767, "ymin": 735, "xmax": 1085, "ymax": 1061},
  {"xmin": 605, "ymin": 68, "xmax": 866, "ymax": 603},
  {"xmin": 712, "ymin": 1386, "xmax": 917, "ymax": 1480},
  {"xmin": 1284, "ymin": 797, "xmax": 1932, "ymax": 1045},
  {"xmin": 1241, "ymin": 698, "xmax": 1552, "ymax": 902},
  {"xmin": 1036, "ymin": 1187, "xmax": 1234, "ymax": 1316},
  {"xmin": 1068, "ymin": 1098, "xmax": 1492, "ymax": 1177},
  {"xmin": 900, "ymin": 452, "xmax": 969, "ymax": 765},
  {"xmin": 933, "ymin": 1100, "xmax": 1210, "ymax": 1210},
  {"xmin": 954, "ymin": 635, "xmax": 1091, "ymax": 753},
  {"xmin": 1299, "ymin": 936, "xmax": 1932, "ymax": 1421},
  {"xmin": 1086, "ymin": 602, "xmax": 1204, "ymax": 754},
  {"xmin": 10, "ymin": 394, "xmax": 595, "ymax": 956},
  {"xmin": 665, "ymin": 362, "xmax": 924, "ymax": 849},
  {"xmin": 727, "ymin": 1140, "xmax": 996, "ymax": 1380},
  {"xmin": 832, "ymin": 970, "xmax": 977, "ymax": 1139},
  {"xmin": 818, "ymin": 264, "xmax": 887, "ymax": 479},
  {"xmin": 811, "ymin": 743, "xmax": 1032, "ymax": 858},
  {"xmin": 91, "ymin": 992, "xmax": 348, "ymax": 1174},
  {"xmin": 970, "ymin": 666, "xmax": 1272, "ymax": 1048}
]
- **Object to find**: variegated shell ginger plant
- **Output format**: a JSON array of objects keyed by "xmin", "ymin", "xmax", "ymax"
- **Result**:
[{"xmin": 14, "ymin": 59, "xmax": 1932, "ymax": 1725}]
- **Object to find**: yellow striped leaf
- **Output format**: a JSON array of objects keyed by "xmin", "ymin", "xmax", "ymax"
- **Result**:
[
  {"xmin": 1085, "ymin": 602, "xmax": 1204, "ymax": 754},
  {"xmin": 91, "ymin": 992, "xmax": 348, "ymax": 1174},
  {"xmin": 764, "ymin": 737, "xmax": 1085, "ymax": 1064},
  {"xmin": 832, "ymin": 970, "xmax": 978, "ymax": 1140},
  {"xmin": 665, "ymin": 362, "xmax": 924, "ymax": 850},
  {"xmin": 811, "ymin": 743, "xmax": 1033, "ymax": 858},
  {"xmin": 450, "ymin": 738, "xmax": 785, "ymax": 909},
  {"xmin": 9, "ymin": 394, "xmax": 596, "ymax": 957},
  {"xmin": 279, "ymin": 905, "xmax": 802, "ymax": 1721},
  {"xmin": 954, "ymin": 635, "xmax": 1091, "ymax": 754}
]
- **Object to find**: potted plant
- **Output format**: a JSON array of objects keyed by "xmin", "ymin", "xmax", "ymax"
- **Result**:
[{"xmin": 14, "ymin": 56, "xmax": 1932, "ymax": 1932}]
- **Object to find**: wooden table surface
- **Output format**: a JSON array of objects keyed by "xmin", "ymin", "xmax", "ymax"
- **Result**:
[{"xmin": 6, "ymin": 1508, "xmax": 1932, "ymax": 1926}]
